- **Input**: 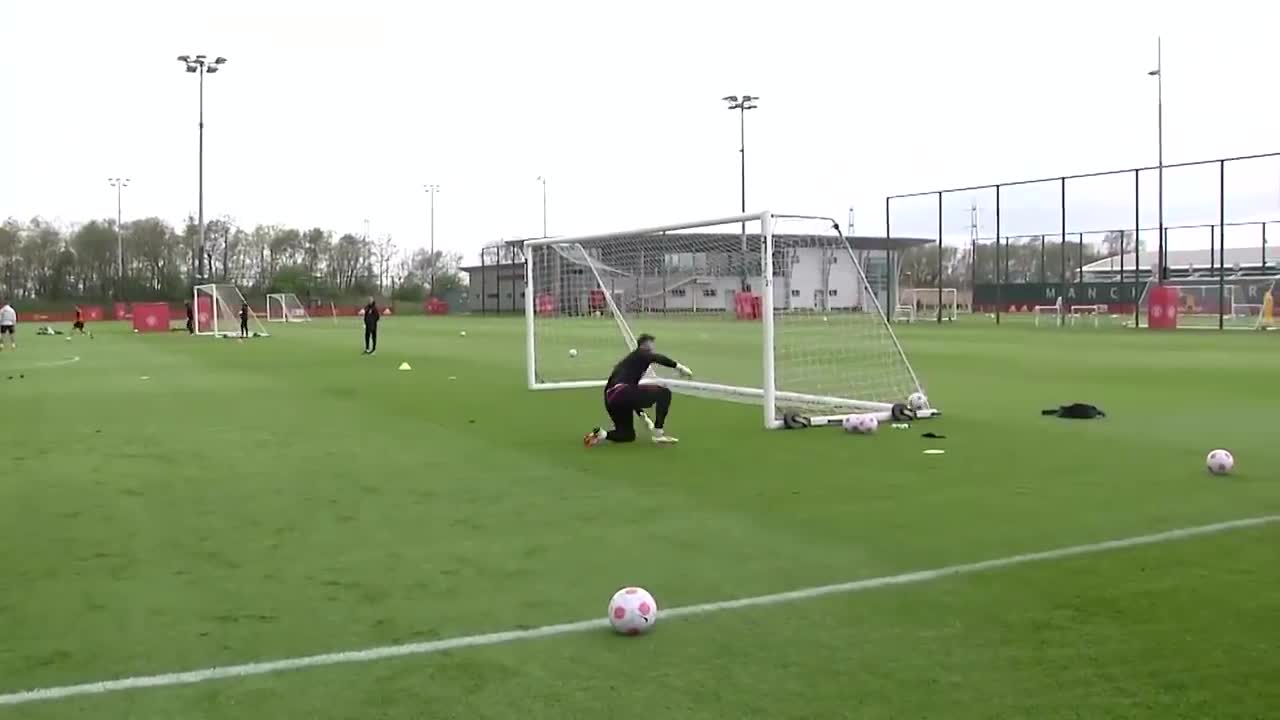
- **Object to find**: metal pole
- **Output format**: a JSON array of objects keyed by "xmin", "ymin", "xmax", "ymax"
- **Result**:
[
  {"xmin": 884, "ymin": 196, "xmax": 892, "ymax": 315},
  {"xmin": 1078, "ymin": 232, "xmax": 1084, "ymax": 284},
  {"xmin": 936, "ymin": 191, "xmax": 943, "ymax": 324},
  {"xmin": 198, "ymin": 63, "xmax": 205, "ymax": 280},
  {"xmin": 1060, "ymin": 177, "xmax": 1067, "ymax": 325},
  {"xmin": 430, "ymin": 189, "xmax": 436, "ymax": 297},
  {"xmin": 995, "ymin": 185, "xmax": 1002, "ymax": 325},
  {"xmin": 739, "ymin": 103, "xmax": 747, "ymax": 290},
  {"xmin": 542, "ymin": 178, "xmax": 548, "ymax": 237},
  {"xmin": 1133, "ymin": 168, "xmax": 1141, "ymax": 329},
  {"xmin": 1155, "ymin": 37, "xmax": 1165, "ymax": 281},
  {"xmin": 1218, "ymin": 160, "xmax": 1226, "ymax": 330}
]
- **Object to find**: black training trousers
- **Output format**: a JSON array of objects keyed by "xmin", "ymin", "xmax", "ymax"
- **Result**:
[
  {"xmin": 364, "ymin": 324, "xmax": 378, "ymax": 352},
  {"xmin": 603, "ymin": 384, "xmax": 672, "ymax": 443}
]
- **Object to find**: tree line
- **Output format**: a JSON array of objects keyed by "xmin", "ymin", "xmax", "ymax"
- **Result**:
[
  {"xmin": 0, "ymin": 215, "xmax": 466, "ymax": 304},
  {"xmin": 899, "ymin": 230, "xmax": 1128, "ymax": 288}
]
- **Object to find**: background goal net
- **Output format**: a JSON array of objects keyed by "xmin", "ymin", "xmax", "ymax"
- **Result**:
[
  {"xmin": 1137, "ymin": 277, "xmax": 1279, "ymax": 330},
  {"xmin": 524, "ymin": 212, "xmax": 929, "ymax": 428},
  {"xmin": 194, "ymin": 284, "xmax": 267, "ymax": 337},
  {"xmin": 266, "ymin": 293, "xmax": 311, "ymax": 322}
]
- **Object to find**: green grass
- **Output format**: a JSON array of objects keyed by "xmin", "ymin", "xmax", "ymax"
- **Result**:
[{"xmin": 1, "ymin": 316, "xmax": 1278, "ymax": 718}]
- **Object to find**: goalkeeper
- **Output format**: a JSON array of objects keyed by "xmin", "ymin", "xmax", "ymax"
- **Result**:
[{"xmin": 584, "ymin": 334, "xmax": 692, "ymax": 446}]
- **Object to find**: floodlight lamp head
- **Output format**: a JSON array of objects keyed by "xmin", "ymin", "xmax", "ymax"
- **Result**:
[
  {"xmin": 214, "ymin": 57, "xmax": 227, "ymax": 64},
  {"xmin": 195, "ymin": 54, "xmax": 207, "ymax": 60},
  {"xmin": 206, "ymin": 65, "xmax": 219, "ymax": 73},
  {"xmin": 722, "ymin": 95, "xmax": 739, "ymax": 103},
  {"xmin": 177, "ymin": 55, "xmax": 191, "ymax": 62},
  {"xmin": 185, "ymin": 64, "xmax": 198, "ymax": 73}
]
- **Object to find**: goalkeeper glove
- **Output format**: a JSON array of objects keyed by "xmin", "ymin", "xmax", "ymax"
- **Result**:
[{"xmin": 676, "ymin": 363, "xmax": 694, "ymax": 377}]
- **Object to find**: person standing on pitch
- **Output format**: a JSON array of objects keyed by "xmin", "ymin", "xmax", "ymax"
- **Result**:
[
  {"xmin": 362, "ymin": 296, "xmax": 380, "ymax": 354},
  {"xmin": 239, "ymin": 302, "xmax": 250, "ymax": 338},
  {"xmin": 0, "ymin": 299, "xmax": 16, "ymax": 351},
  {"xmin": 584, "ymin": 333, "xmax": 692, "ymax": 446},
  {"xmin": 72, "ymin": 305, "xmax": 87, "ymax": 335},
  {"xmin": 185, "ymin": 300, "xmax": 195, "ymax": 335}
]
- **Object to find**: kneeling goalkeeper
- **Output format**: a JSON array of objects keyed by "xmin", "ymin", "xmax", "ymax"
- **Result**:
[{"xmin": 585, "ymin": 333, "xmax": 692, "ymax": 446}]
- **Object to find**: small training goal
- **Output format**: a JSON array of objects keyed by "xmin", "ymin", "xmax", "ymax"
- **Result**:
[
  {"xmin": 895, "ymin": 288, "xmax": 958, "ymax": 323},
  {"xmin": 194, "ymin": 284, "xmax": 268, "ymax": 337},
  {"xmin": 523, "ymin": 212, "xmax": 935, "ymax": 429},
  {"xmin": 266, "ymin": 293, "xmax": 311, "ymax": 322}
]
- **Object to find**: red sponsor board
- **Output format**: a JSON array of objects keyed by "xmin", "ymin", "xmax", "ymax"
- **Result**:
[
  {"xmin": 735, "ymin": 293, "xmax": 761, "ymax": 320},
  {"xmin": 132, "ymin": 302, "xmax": 170, "ymax": 332},
  {"xmin": 83, "ymin": 305, "xmax": 104, "ymax": 321},
  {"xmin": 114, "ymin": 302, "xmax": 130, "ymax": 320},
  {"xmin": 1146, "ymin": 285, "xmax": 1179, "ymax": 329},
  {"xmin": 425, "ymin": 297, "xmax": 449, "ymax": 315}
]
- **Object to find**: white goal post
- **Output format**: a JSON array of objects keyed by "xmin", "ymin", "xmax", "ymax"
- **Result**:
[
  {"xmin": 523, "ymin": 212, "xmax": 934, "ymax": 429},
  {"xmin": 1033, "ymin": 297, "xmax": 1064, "ymax": 327},
  {"xmin": 266, "ymin": 293, "xmax": 311, "ymax": 322},
  {"xmin": 899, "ymin": 287, "xmax": 958, "ymax": 322},
  {"xmin": 193, "ymin": 284, "xmax": 268, "ymax": 337}
]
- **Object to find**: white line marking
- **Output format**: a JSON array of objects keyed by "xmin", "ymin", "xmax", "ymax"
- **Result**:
[
  {"xmin": 0, "ymin": 355, "xmax": 81, "ymax": 373},
  {"xmin": 1, "ymin": 514, "xmax": 1275, "ymax": 707}
]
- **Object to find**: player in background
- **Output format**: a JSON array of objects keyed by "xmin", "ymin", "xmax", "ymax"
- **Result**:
[
  {"xmin": 584, "ymin": 333, "xmax": 693, "ymax": 446},
  {"xmin": 185, "ymin": 300, "xmax": 195, "ymax": 334},
  {"xmin": 362, "ymin": 296, "xmax": 379, "ymax": 354},
  {"xmin": 239, "ymin": 302, "xmax": 250, "ymax": 338},
  {"xmin": 0, "ymin": 299, "xmax": 15, "ymax": 351},
  {"xmin": 72, "ymin": 305, "xmax": 87, "ymax": 336}
]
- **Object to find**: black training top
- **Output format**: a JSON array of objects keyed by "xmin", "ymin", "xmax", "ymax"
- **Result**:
[
  {"xmin": 240, "ymin": 306, "xmax": 248, "ymax": 321},
  {"xmin": 363, "ymin": 303, "xmax": 379, "ymax": 326},
  {"xmin": 606, "ymin": 349, "xmax": 677, "ymax": 388}
]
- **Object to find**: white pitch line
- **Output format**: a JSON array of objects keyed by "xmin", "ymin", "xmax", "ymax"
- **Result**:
[
  {"xmin": 0, "ymin": 355, "xmax": 81, "ymax": 373},
  {"xmin": 2, "ymin": 514, "xmax": 1276, "ymax": 708}
]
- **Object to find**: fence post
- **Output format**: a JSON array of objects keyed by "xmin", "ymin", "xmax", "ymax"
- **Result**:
[
  {"xmin": 995, "ymin": 185, "xmax": 1002, "ymax": 325},
  {"xmin": 1218, "ymin": 159, "xmax": 1226, "ymax": 330},
  {"xmin": 1060, "ymin": 177, "xmax": 1067, "ymax": 325},
  {"xmin": 884, "ymin": 196, "xmax": 893, "ymax": 317},
  {"xmin": 1133, "ymin": 168, "xmax": 1141, "ymax": 329},
  {"xmin": 937, "ymin": 191, "xmax": 943, "ymax": 324},
  {"xmin": 480, "ymin": 248, "xmax": 487, "ymax": 316}
]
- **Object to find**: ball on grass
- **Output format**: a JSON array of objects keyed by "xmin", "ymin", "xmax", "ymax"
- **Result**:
[
  {"xmin": 607, "ymin": 586, "xmax": 658, "ymax": 636},
  {"xmin": 459, "ymin": 330, "xmax": 467, "ymax": 337},
  {"xmin": 568, "ymin": 348, "xmax": 578, "ymax": 358},
  {"xmin": 841, "ymin": 414, "xmax": 878, "ymax": 434},
  {"xmin": 907, "ymin": 392, "xmax": 929, "ymax": 412},
  {"xmin": 1206, "ymin": 449, "xmax": 1234, "ymax": 476}
]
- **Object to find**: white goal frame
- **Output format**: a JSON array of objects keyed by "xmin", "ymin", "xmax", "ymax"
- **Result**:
[
  {"xmin": 193, "ymin": 283, "xmax": 268, "ymax": 337},
  {"xmin": 1033, "ymin": 297, "xmax": 1064, "ymax": 327},
  {"xmin": 266, "ymin": 293, "xmax": 311, "ymax": 322},
  {"xmin": 899, "ymin": 287, "xmax": 958, "ymax": 323},
  {"xmin": 523, "ymin": 211, "xmax": 934, "ymax": 430}
]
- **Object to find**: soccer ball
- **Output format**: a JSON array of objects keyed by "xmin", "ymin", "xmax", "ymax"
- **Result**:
[
  {"xmin": 907, "ymin": 392, "xmax": 930, "ymax": 412},
  {"xmin": 569, "ymin": 348, "xmax": 578, "ymax": 358},
  {"xmin": 459, "ymin": 330, "xmax": 467, "ymax": 337},
  {"xmin": 842, "ymin": 414, "xmax": 878, "ymax": 434},
  {"xmin": 1206, "ymin": 449, "xmax": 1234, "ymax": 475},
  {"xmin": 607, "ymin": 586, "xmax": 658, "ymax": 635}
]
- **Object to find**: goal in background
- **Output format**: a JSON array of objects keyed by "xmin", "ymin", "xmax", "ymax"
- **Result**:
[
  {"xmin": 194, "ymin": 284, "xmax": 268, "ymax": 337},
  {"xmin": 524, "ymin": 212, "xmax": 932, "ymax": 429},
  {"xmin": 896, "ymin": 288, "xmax": 958, "ymax": 323},
  {"xmin": 266, "ymin": 293, "xmax": 311, "ymax": 322},
  {"xmin": 1137, "ymin": 277, "xmax": 1279, "ymax": 330}
]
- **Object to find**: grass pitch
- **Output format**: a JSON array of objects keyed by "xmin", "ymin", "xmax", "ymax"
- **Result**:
[{"xmin": 1, "ymin": 316, "xmax": 1278, "ymax": 718}]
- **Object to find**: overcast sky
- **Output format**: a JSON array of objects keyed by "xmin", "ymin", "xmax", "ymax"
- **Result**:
[{"xmin": 1, "ymin": 0, "xmax": 1277, "ymax": 261}]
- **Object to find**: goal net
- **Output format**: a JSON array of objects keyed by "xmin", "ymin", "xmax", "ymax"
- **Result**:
[
  {"xmin": 266, "ymin": 293, "xmax": 311, "ymax": 322},
  {"xmin": 194, "ymin": 284, "xmax": 268, "ymax": 337},
  {"xmin": 524, "ymin": 212, "xmax": 931, "ymax": 429},
  {"xmin": 1137, "ymin": 277, "xmax": 1280, "ymax": 330},
  {"xmin": 898, "ymin": 288, "xmax": 958, "ymax": 323}
]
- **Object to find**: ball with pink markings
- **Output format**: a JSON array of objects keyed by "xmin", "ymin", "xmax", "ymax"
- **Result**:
[{"xmin": 607, "ymin": 586, "xmax": 659, "ymax": 635}]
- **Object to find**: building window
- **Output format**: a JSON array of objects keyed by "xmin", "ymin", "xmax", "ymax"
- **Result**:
[
  {"xmin": 830, "ymin": 256, "xmax": 838, "ymax": 264},
  {"xmin": 828, "ymin": 289, "xmax": 839, "ymax": 297},
  {"xmin": 670, "ymin": 288, "xmax": 687, "ymax": 297},
  {"xmin": 486, "ymin": 293, "xmax": 499, "ymax": 300},
  {"xmin": 790, "ymin": 289, "xmax": 800, "ymax": 297},
  {"xmin": 701, "ymin": 288, "xmax": 717, "ymax": 297}
]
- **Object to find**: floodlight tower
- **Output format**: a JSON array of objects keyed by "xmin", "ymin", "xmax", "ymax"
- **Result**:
[{"xmin": 176, "ymin": 53, "xmax": 227, "ymax": 279}]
